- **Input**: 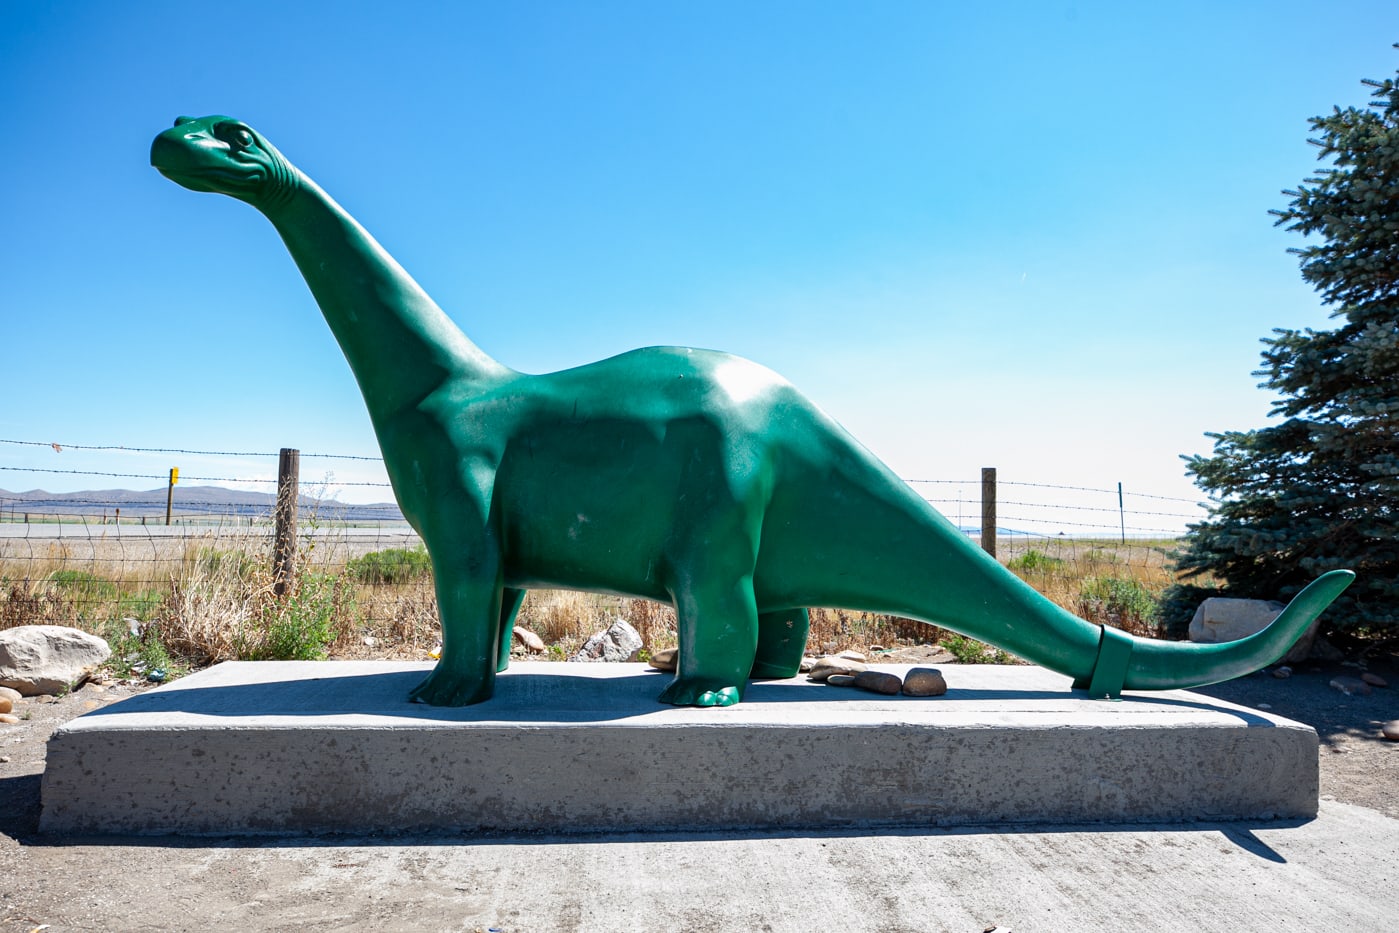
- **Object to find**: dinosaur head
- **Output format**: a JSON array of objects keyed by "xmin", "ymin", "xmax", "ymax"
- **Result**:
[{"xmin": 151, "ymin": 115, "xmax": 294, "ymax": 205}]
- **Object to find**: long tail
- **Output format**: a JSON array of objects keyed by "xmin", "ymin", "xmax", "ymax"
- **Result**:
[{"xmin": 1074, "ymin": 569, "xmax": 1355, "ymax": 698}]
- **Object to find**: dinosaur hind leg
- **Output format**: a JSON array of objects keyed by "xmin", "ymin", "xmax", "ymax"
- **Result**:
[
  {"xmin": 751, "ymin": 608, "xmax": 809, "ymax": 678},
  {"xmin": 658, "ymin": 576, "xmax": 760, "ymax": 708},
  {"xmin": 495, "ymin": 587, "xmax": 526, "ymax": 673}
]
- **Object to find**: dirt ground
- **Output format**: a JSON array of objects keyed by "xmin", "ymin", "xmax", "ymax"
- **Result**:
[{"xmin": 0, "ymin": 652, "xmax": 1395, "ymax": 931}]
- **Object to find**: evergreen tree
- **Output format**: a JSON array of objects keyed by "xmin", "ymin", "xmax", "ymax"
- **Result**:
[{"xmin": 1169, "ymin": 58, "xmax": 1399, "ymax": 638}]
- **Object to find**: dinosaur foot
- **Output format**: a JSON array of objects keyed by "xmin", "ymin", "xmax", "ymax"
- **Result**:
[
  {"xmin": 409, "ymin": 663, "xmax": 494, "ymax": 707},
  {"xmin": 657, "ymin": 677, "xmax": 742, "ymax": 707}
]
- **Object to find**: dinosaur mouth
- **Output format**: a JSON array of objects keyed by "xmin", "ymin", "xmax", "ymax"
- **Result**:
[{"xmin": 154, "ymin": 165, "xmax": 264, "ymax": 193}]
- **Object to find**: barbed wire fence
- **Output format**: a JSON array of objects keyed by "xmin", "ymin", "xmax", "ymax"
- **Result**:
[{"xmin": 0, "ymin": 437, "xmax": 1211, "ymax": 636}]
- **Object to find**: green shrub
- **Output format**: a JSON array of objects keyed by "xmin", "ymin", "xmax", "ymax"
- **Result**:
[
  {"xmin": 940, "ymin": 632, "xmax": 1014, "ymax": 664},
  {"xmin": 101, "ymin": 618, "xmax": 183, "ymax": 680},
  {"xmin": 254, "ymin": 574, "xmax": 353, "ymax": 660},
  {"xmin": 346, "ymin": 547, "xmax": 433, "ymax": 585},
  {"xmin": 1077, "ymin": 576, "xmax": 1158, "ymax": 636},
  {"xmin": 1007, "ymin": 549, "xmax": 1065, "ymax": 574},
  {"xmin": 48, "ymin": 570, "xmax": 118, "ymax": 600},
  {"xmin": 192, "ymin": 547, "xmax": 258, "ymax": 581}
]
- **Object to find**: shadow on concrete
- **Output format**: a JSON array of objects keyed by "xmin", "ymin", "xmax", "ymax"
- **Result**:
[
  {"xmin": 72, "ymin": 668, "xmax": 1281, "ymax": 726},
  {"xmin": 15, "ymin": 813, "xmax": 1304, "ymax": 863}
]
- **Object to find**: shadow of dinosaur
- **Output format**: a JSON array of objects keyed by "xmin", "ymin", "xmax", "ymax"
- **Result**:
[{"xmin": 151, "ymin": 116, "xmax": 1354, "ymax": 708}]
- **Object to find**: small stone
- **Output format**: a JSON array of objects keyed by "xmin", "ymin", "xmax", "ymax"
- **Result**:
[
  {"xmin": 903, "ymin": 667, "xmax": 948, "ymax": 697},
  {"xmin": 0, "ymin": 755, "xmax": 10, "ymax": 762},
  {"xmin": 34, "ymin": 694, "xmax": 57, "ymax": 704},
  {"xmin": 513, "ymin": 628, "xmax": 546, "ymax": 653},
  {"xmin": 853, "ymin": 670, "xmax": 903, "ymax": 695},
  {"xmin": 1257, "ymin": 703, "xmax": 1272, "ymax": 710},
  {"xmin": 362, "ymin": 635, "xmax": 378, "ymax": 648},
  {"xmin": 1272, "ymin": 666, "xmax": 1292, "ymax": 679},
  {"xmin": 647, "ymin": 647, "xmax": 678, "ymax": 672},
  {"xmin": 1360, "ymin": 672, "xmax": 1388, "ymax": 688},
  {"xmin": 80, "ymin": 682, "xmax": 106, "ymax": 695},
  {"xmin": 0, "ymin": 714, "xmax": 18, "ymax": 725},
  {"xmin": 799, "ymin": 657, "xmax": 818, "ymax": 673},
  {"xmin": 807, "ymin": 657, "xmax": 867, "ymax": 682},
  {"xmin": 837, "ymin": 650, "xmax": 866, "ymax": 662},
  {"xmin": 1329, "ymin": 676, "xmax": 1372, "ymax": 697},
  {"xmin": 825, "ymin": 674, "xmax": 858, "ymax": 687},
  {"xmin": 1381, "ymin": 720, "xmax": 1399, "ymax": 741}
]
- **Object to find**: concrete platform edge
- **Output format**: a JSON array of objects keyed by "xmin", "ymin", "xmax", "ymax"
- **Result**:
[{"xmin": 39, "ymin": 661, "xmax": 1318, "ymax": 836}]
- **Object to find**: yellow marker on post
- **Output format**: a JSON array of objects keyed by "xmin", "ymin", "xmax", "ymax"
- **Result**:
[{"xmin": 166, "ymin": 467, "xmax": 178, "ymax": 525}]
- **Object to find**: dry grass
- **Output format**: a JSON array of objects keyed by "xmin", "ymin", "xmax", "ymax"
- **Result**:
[{"xmin": 0, "ymin": 528, "xmax": 1202, "ymax": 674}]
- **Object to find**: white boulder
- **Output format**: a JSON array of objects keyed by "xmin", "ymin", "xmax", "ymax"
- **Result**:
[
  {"xmin": 1187, "ymin": 597, "xmax": 1318, "ymax": 664},
  {"xmin": 0, "ymin": 625, "xmax": 112, "ymax": 696}
]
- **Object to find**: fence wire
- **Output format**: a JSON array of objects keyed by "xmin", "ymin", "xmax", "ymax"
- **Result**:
[{"xmin": 1, "ymin": 437, "xmax": 1207, "ymax": 639}]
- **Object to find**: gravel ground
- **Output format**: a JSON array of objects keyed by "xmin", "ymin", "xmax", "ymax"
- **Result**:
[{"xmin": 0, "ymin": 652, "xmax": 1394, "ymax": 931}]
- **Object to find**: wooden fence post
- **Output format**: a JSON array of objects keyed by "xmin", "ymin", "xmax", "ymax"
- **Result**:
[
  {"xmin": 980, "ymin": 467, "xmax": 997, "ymax": 558},
  {"xmin": 165, "ymin": 467, "xmax": 178, "ymax": 526},
  {"xmin": 274, "ymin": 448, "xmax": 300, "ymax": 597}
]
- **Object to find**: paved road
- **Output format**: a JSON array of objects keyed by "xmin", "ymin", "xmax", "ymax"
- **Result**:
[
  {"xmin": 0, "ymin": 523, "xmax": 415, "ymax": 539},
  {"xmin": 1, "ymin": 802, "xmax": 1392, "ymax": 932}
]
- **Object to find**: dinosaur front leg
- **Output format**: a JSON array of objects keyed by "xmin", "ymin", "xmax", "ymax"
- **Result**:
[{"xmin": 410, "ymin": 528, "xmax": 506, "ymax": 707}]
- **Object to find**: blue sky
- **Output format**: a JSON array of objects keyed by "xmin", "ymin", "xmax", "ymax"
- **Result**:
[{"xmin": 2, "ymin": 3, "xmax": 1397, "ymax": 534}]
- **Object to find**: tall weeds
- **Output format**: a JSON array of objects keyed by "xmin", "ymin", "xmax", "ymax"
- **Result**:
[{"xmin": 1, "ymin": 533, "xmax": 1201, "ymax": 678}]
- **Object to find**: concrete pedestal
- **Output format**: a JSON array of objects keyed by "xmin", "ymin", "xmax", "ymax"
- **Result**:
[{"xmin": 40, "ymin": 661, "xmax": 1317, "ymax": 835}]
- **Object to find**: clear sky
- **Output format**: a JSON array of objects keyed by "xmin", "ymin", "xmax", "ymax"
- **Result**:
[{"xmin": 2, "ymin": 3, "xmax": 1397, "ymax": 534}]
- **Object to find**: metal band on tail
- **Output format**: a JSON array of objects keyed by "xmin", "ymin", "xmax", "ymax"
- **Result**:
[{"xmin": 1080, "ymin": 625, "xmax": 1135, "ymax": 700}]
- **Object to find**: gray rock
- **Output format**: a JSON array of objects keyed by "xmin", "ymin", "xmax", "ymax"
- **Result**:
[
  {"xmin": 1189, "ymin": 597, "xmax": 1318, "ymax": 665},
  {"xmin": 647, "ymin": 647, "xmax": 678, "ymax": 672},
  {"xmin": 807, "ymin": 657, "xmax": 867, "ymax": 682},
  {"xmin": 825, "ymin": 674, "xmax": 858, "ymax": 687},
  {"xmin": 799, "ymin": 656, "xmax": 818, "ymax": 673},
  {"xmin": 1360, "ymin": 672, "xmax": 1388, "ymax": 688},
  {"xmin": 1381, "ymin": 720, "xmax": 1399, "ymax": 741},
  {"xmin": 1309, "ymin": 636, "xmax": 1345, "ymax": 662},
  {"xmin": 0, "ymin": 625, "xmax": 111, "ymax": 697},
  {"xmin": 852, "ymin": 670, "xmax": 903, "ymax": 695},
  {"xmin": 1272, "ymin": 666, "xmax": 1293, "ymax": 679},
  {"xmin": 570, "ymin": 618, "xmax": 643, "ymax": 662},
  {"xmin": 903, "ymin": 667, "xmax": 948, "ymax": 697},
  {"xmin": 837, "ymin": 650, "xmax": 866, "ymax": 662},
  {"xmin": 1329, "ymin": 676, "xmax": 1372, "ymax": 697}
]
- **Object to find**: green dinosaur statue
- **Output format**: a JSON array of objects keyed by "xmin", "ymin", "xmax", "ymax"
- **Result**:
[{"xmin": 151, "ymin": 115, "xmax": 1354, "ymax": 708}]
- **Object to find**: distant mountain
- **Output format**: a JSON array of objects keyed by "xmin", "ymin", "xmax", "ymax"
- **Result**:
[{"xmin": 0, "ymin": 486, "xmax": 404, "ymax": 522}]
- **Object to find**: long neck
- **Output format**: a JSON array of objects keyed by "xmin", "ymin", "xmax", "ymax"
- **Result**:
[{"xmin": 259, "ymin": 170, "xmax": 511, "ymax": 420}]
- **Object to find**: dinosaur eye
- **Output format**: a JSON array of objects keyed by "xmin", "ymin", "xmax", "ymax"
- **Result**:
[{"xmin": 217, "ymin": 124, "xmax": 255, "ymax": 150}]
